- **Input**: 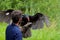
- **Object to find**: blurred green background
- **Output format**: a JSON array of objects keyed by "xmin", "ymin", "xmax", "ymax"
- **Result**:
[{"xmin": 0, "ymin": 0, "xmax": 60, "ymax": 40}]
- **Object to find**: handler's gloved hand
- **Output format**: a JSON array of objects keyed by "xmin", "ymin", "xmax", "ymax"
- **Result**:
[
  {"xmin": 24, "ymin": 22, "xmax": 32, "ymax": 27},
  {"xmin": 22, "ymin": 22, "xmax": 32, "ymax": 33},
  {"xmin": 21, "ymin": 22, "xmax": 32, "ymax": 38}
]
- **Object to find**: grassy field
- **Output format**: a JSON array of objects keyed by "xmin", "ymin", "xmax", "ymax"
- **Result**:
[{"xmin": 0, "ymin": 20, "xmax": 60, "ymax": 40}]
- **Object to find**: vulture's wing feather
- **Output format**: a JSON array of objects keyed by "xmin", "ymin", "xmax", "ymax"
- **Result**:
[
  {"xmin": 44, "ymin": 15, "xmax": 50, "ymax": 27},
  {"xmin": 31, "ymin": 17, "xmax": 44, "ymax": 29},
  {"xmin": 0, "ymin": 11, "xmax": 11, "ymax": 23},
  {"xmin": 31, "ymin": 15, "xmax": 50, "ymax": 29}
]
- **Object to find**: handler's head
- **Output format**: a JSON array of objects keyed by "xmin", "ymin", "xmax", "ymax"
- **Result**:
[{"xmin": 11, "ymin": 10, "xmax": 22, "ymax": 24}]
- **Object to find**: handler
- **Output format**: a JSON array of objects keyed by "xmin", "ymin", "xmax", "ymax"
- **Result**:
[{"xmin": 6, "ymin": 10, "xmax": 23, "ymax": 40}]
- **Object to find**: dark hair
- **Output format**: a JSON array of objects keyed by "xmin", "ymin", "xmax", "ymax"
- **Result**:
[{"xmin": 11, "ymin": 10, "xmax": 22, "ymax": 23}]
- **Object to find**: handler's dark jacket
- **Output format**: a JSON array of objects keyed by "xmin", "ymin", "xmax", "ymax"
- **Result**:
[{"xmin": 6, "ymin": 23, "xmax": 22, "ymax": 40}]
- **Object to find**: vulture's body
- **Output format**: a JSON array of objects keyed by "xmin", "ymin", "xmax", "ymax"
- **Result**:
[{"xmin": 0, "ymin": 9, "xmax": 50, "ymax": 38}]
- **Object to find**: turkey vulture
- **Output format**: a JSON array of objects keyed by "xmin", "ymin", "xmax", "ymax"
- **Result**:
[{"xmin": 0, "ymin": 9, "xmax": 50, "ymax": 38}]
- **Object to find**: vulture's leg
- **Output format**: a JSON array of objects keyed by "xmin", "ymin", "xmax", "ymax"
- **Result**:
[{"xmin": 22, "ymin": 28, "xmax": 31, "ymax": 38}]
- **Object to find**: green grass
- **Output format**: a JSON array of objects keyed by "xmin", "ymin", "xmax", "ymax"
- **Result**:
[
  {"xmin": 0, "ymin": 21, "xmax": 60, "ymax": 40},
  {"xmin": 0, "ymin": 23, "xmax": 7, "ymax": 40}
]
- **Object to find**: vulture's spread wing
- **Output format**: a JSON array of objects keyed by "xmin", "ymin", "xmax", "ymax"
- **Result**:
[
  {"xmin": 31, "ymin": 15, "xmax": 50, "ymax": 29},
  {"xmin": 0, "ymin": 11, "xmax": 11, "ymax": 23}
]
